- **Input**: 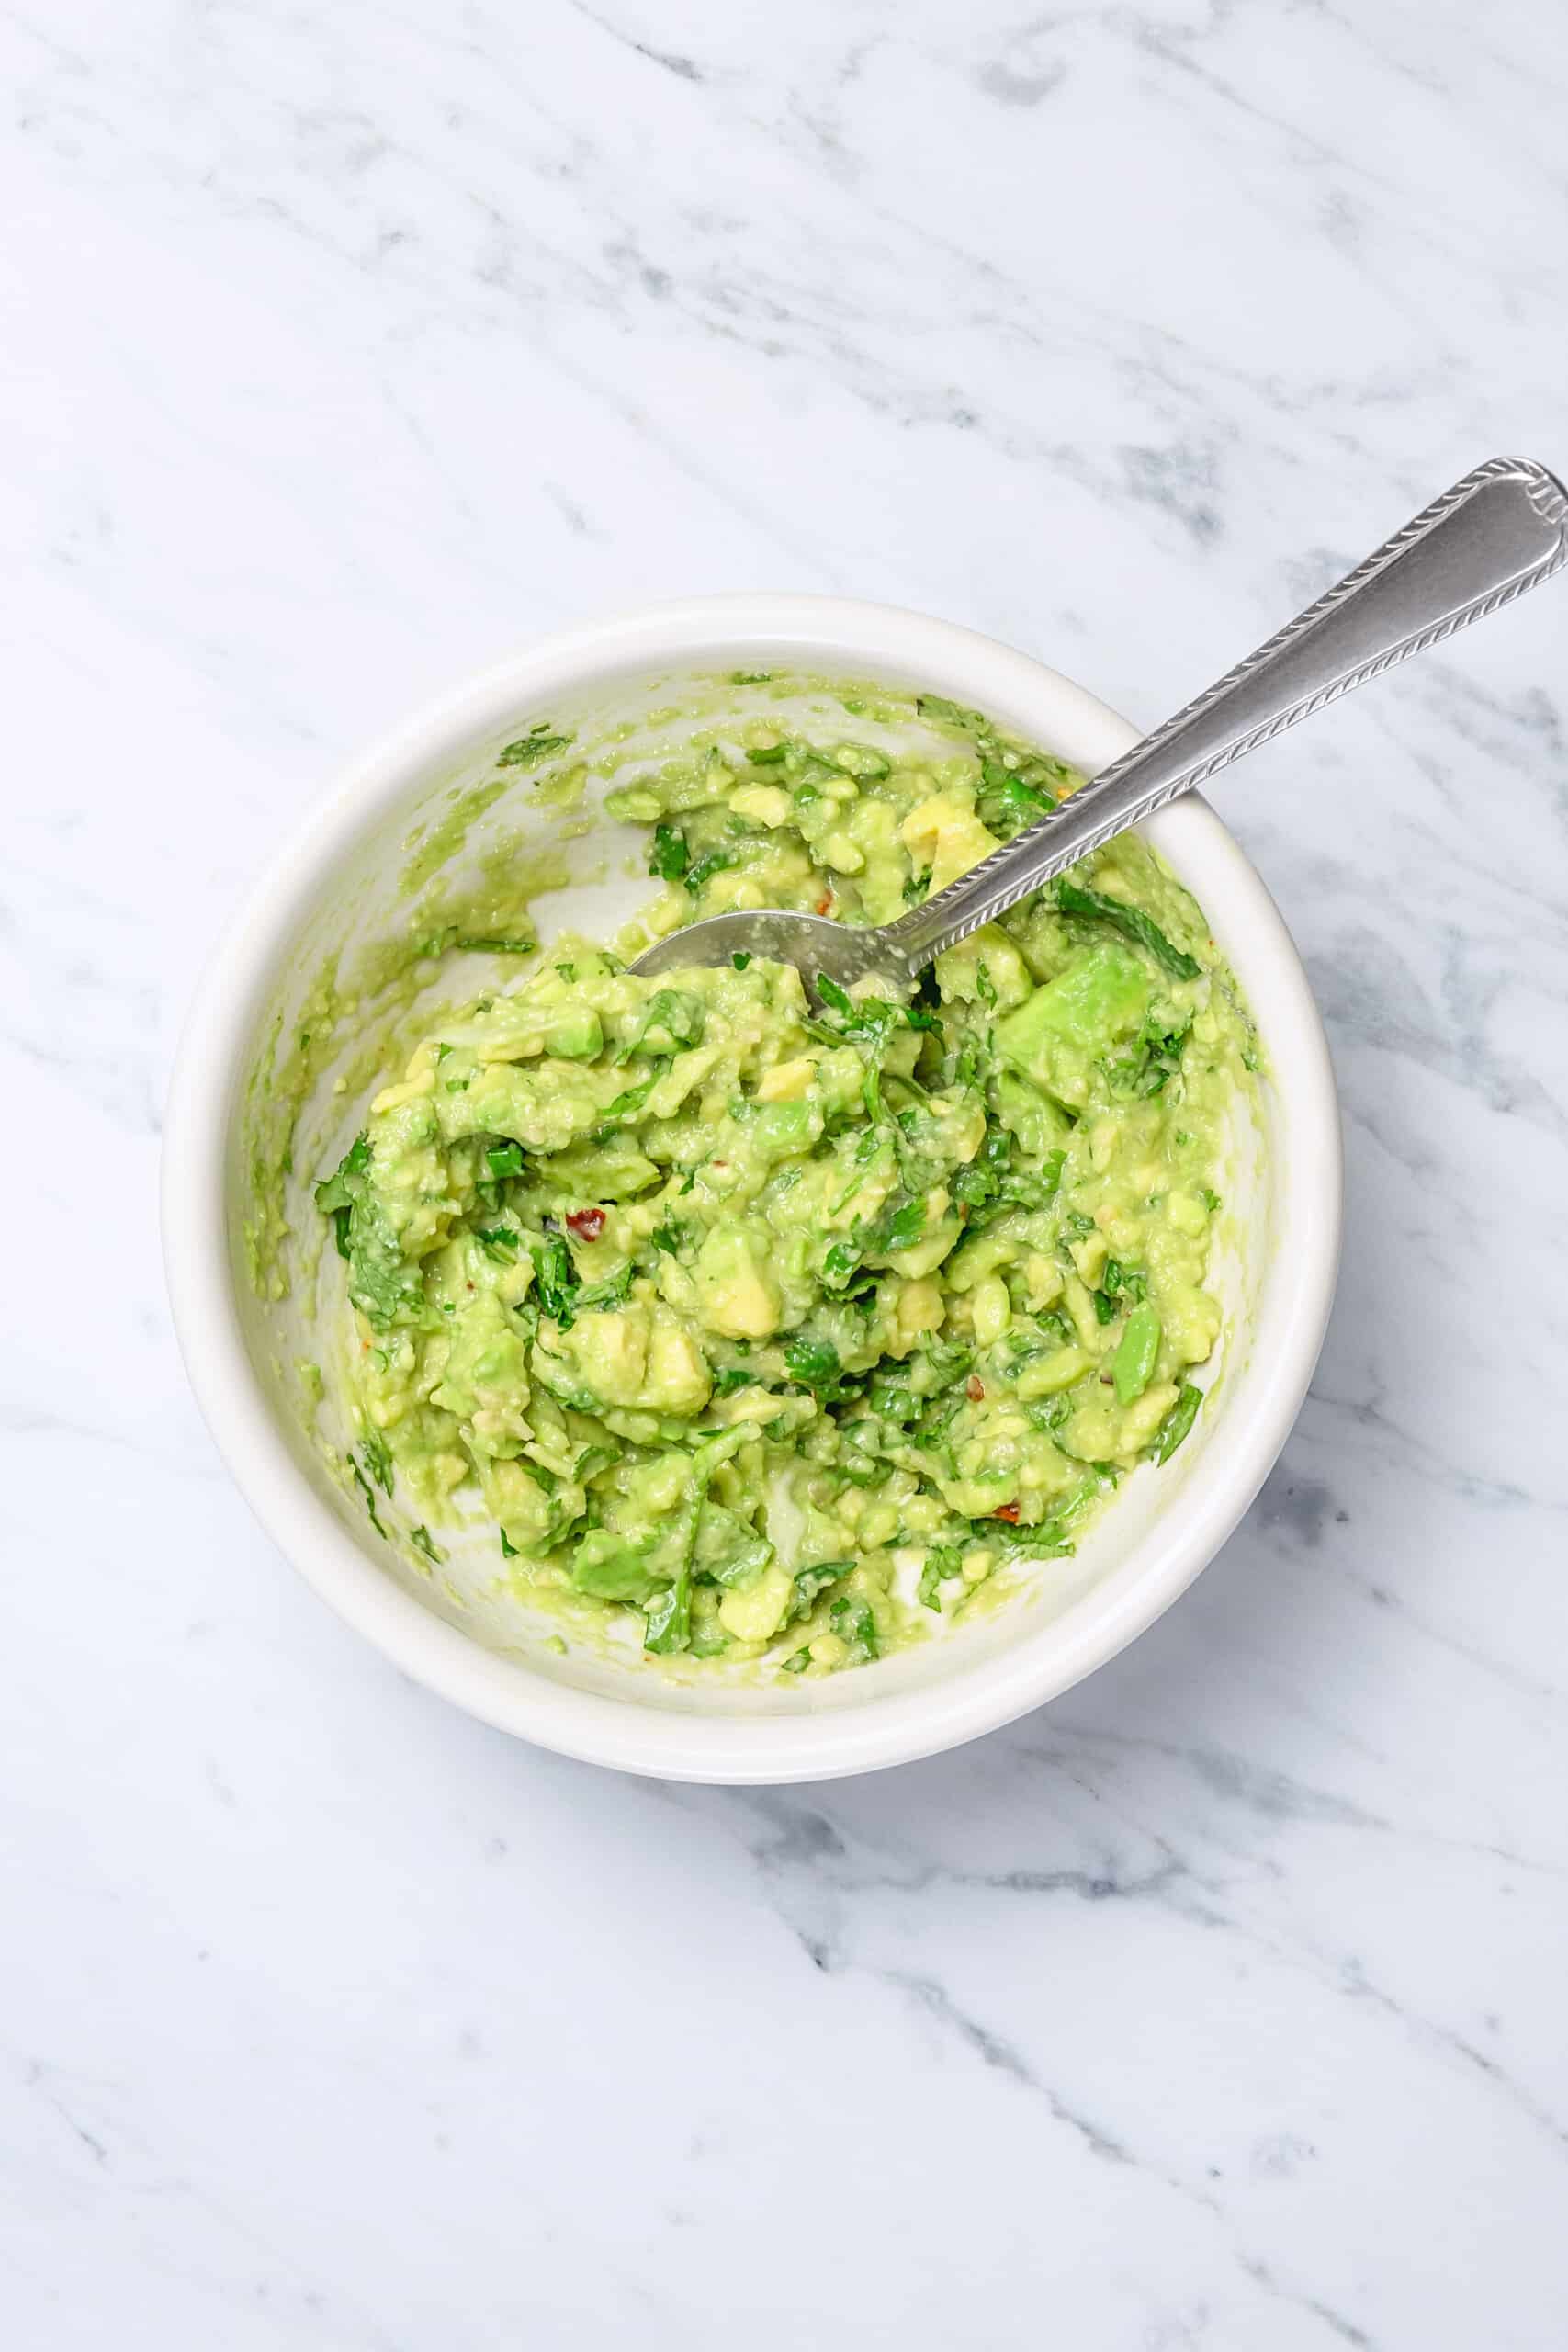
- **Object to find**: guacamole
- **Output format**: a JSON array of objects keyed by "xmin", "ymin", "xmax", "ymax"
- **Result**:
[{"xmin": 315, "ymin": 694, "xmax": 1257, "ymax": 1675}]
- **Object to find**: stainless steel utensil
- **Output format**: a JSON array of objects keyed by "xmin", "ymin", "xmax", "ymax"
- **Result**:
[{"xmin": 631, "ymin": 455, "xmax": 1568, "ymax": 992}]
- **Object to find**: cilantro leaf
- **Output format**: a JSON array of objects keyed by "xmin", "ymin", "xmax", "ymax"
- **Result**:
[
  {"xmin": 821, "ymin": 1237, "xmax": 864, "ymax": 1291},
  {"xmin": 649, "ymin": 823, "xmax": 689, "ymax": 883},
  {"xmin": 1100, "ymin": 1258, "xmax": 1148, "ymax": 1308},
  {"xmin": 315, "ymin": 1131, "xmax": 371, "ymax": 1258},
  {"xmin": 314, "ymin": 1131, "xmax": 424, "ymax": 1329},
  {"xmin": 791, "ymin": 1560, "xmax": 852, "ymax": 1620},
  {"xmin": 359, "ymin": 1430, "xmax": 394, "ymax": 1496},
  {"xmin": 1153, "ymin": 1383, "xmax": 1204, "ymax": 1463},
  {"xmin": 916, "ymin": 693, "xmax": 980, "ymax": 727},
  {"xmin": 349, "ymin": 1458, "xmax": 386, "ymax": 1536},
  {"xmin": 499, "ymin": 726, "xmax": 572, "ymax": 768},
  {"xmin": 783, "ymin": 1337, "xmax": 842, "ymax": 1396},
  {"xmin": 644, "ymin": 1571, "xmax": 693, "ymax": 1653},
  {"xmin": 685, "ymin": 849, "xmax": 737, "ymax": 895},
  {"xmin": 1055, "ymin": 878, "xmax": 1201, "ymax": 979},
  {"xmin": 625, "ymin": 989, "xmax": 705, "ymax": 1057},
  {"xmin": 531, "ymin": 1235, "xmax": 580, "ymax": 1329},
  {"xmin": 602, "ymin": 1074, "xmax": 660, "ymax": 1121},
  {"xmin": 872, "ymin": 1193, "xmax": 926, "ymax": 1254},
  {"xmin": 829, "ymin": 1594, "xmax": 879, "ymax": 1664},
  {"xmin": 474, "ymin": 1226, "xmax": 520, "ymax": 1264},
  {"xmin": 918, "ymin": 1543, "xmax": 964, "ymax": 1611},
  {"xmin": 576, "ymin": 1262, "xmax": 635, "ymax": 1314},
  {"xmin": 978, "ymin": 760, "xmax": 1057, "ymax": 836}
]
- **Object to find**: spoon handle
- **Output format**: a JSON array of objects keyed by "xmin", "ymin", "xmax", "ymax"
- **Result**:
[{"xmin": 883, "ymin": 455, "xmax": 1568, "ymax": 972}]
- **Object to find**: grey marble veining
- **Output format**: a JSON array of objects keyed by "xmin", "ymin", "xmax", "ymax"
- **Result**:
[{"xmin": 4, "ymin": 3, "xmax": 1567, "ymax": 2345}]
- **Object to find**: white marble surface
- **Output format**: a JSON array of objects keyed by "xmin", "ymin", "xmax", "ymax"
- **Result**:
[{"xmin": 5, "ymin": 2, "xmax": 1568, "ymax": 2343}]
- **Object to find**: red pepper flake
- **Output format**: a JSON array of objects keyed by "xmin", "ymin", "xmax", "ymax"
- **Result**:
[
  {"xmin": 816, "ymin": 891, "xmax": 832, "ymax": 916},
  {"xmin": 566, "ymin": 1206, "xmax": 606, "ymax": 1242},
  {"xmin": 966, "ymin": 1374, "xmax": 986, "ymax": 1402},
  {"xmin": 993, "ymin": 1502, "xmax": 1021, "ymax": 1523}
]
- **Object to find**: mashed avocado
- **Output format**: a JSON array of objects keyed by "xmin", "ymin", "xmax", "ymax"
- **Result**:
[{"xmin": 315, "ymin": 695, "xmax": 1257, "ymax": 1674}]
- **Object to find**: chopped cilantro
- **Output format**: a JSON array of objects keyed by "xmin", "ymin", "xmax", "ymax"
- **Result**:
[
  {"xmin": 360, "ymin": 1430, "xmax": 394, "ymax": 1496},
  {"xmin": 649, "ymin": 823, "xmax": 689, "ymax": 883},
  {"xmin": 821, "ymin": 1237, "xmax": 863, "ymax": 1291},
  {"xmin": 624, "ymin": 989, "xmax": 705, "ymax": 1057},
  {"xmin": 603, "ymin": 1075, "xmax": 660, "ymax": 1120},
  {"xmin": 792, "ymin": 1560, "xmax": 852, "ymax": 1618},
  {"xmin": 1055, "ymin": 878, "xmax": 1200, "ymax": 980},
  {"xmin": 685, "ymin": 848, "xmax": 737, "ymax": 894},
  {"xmin": 918, "ymin": 1544, "xmax": 964, "ymax": 1610},
  {"xmin": 784, "ymin": 1337, "xmax": 842, "ymax": 1395},
  {"xmin": 874, "ymin": 1194, "xmax": 926, "ymax": 1254},
  {"xmin": 1154, "ymin": 1383, "xmax": 1204, "ymax": 1463},
  {"xmin": 498, "ymin": 726, "xmax": 572, "ymax": 767},
  {"xmin": 575, "ymin": 1262, "xmax": 635, "ymax": 1313},
  {"xmin": 829, "ymin": 1594, "xmax": 879, "ymax": 1664},
  {"xmin": 349, "ymin": 1458, "xmax": 386, "ymax": 1536},
  {"xmin": 978, "ymin": 760, "xmax": 1057, "ymax": 835},
  {"xmin": 474, "ymin": 1226, "xmax": 520, "ymax": 1264},
  {"xmin": 531, "ymin": 1235, "xmax": 580, "ymax": 1328}
]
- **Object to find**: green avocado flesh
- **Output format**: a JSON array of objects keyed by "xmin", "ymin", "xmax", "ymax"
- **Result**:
[{"xmin": 313, "ymin": 692, "xmax": 1258, "ymax": 1675}]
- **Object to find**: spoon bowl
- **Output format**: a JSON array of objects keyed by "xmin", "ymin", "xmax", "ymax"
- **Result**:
[{"xmin": 630, "ymin": 904, "xmax": 910, "ymax": 990}]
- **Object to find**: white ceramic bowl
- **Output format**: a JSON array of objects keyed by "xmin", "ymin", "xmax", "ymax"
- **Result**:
[{"xmin": 163, "ymin": 596, "xmax": 1340, "ymax": 1783}]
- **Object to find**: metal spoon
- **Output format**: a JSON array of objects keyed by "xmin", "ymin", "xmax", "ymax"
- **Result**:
[{"xmin": 631, "ymin": 456, "xmax": 1568, "ymax": 993}]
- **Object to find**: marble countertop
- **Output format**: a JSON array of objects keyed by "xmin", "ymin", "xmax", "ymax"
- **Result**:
[{"xmin": 6, "ymin": 3, "xmax": 1567, "ymax": 2345}]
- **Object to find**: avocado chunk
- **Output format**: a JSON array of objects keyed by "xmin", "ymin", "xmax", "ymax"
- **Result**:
[
  {"xmin": 694, "ymin": 1227, "xmax": 782, "ymax": 1340},
  {"xmin": 994, "ymin": 945, "xmax": 1150, "ymax": 1109},
  {"xmin": 543, "ymin": 1006, "xmax": 604, "ymax": 1058}
]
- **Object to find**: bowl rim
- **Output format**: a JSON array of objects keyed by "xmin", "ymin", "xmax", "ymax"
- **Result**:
[{"xmin": 162, "ymin": 594, "xmax": 1341, "ymax": 1783}]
